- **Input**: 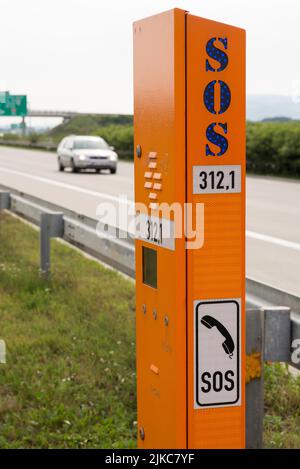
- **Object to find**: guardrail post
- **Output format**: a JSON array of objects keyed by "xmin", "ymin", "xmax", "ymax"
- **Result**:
[
  {"xmin": 291, "ymin": 315, "xmax": 300, "ymax": 370},
  {"xmin": 40, "ymin": 212, "xmax": 64, "ymax": 276},
  {"xmin": 246, "ymin": 306, "xmax": 292, "ymax": 448},
  {"xmin": 246, "ymin": 308, "xmax": 264, "ymax": 449},
  {"xmin": 0, "ymin": 191, "xmax": 11, "ymax": 210},
  {"xmin": 263, "ymin": 307, "xmax": 291, "ymax": 362}
]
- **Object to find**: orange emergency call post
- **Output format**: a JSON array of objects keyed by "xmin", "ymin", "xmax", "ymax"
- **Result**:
[{"xmin": 133, "ymin": 9, "xmax": 246, "ymax": 449}]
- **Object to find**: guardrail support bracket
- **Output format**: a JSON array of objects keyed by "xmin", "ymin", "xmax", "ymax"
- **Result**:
[
  {"xmin": 264, "ymin": 307, "xmax": 291, "ymax": 362},
  {"xmin": 0, "ymin": 191, "xmax": 11, "ymax": 210},
  {"xmin": 40, "ymin": 212, "xmax": 64, "ymax": 276}
]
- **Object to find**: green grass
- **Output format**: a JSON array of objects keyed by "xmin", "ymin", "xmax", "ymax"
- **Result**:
[
  {"xmin": 0, "ymin": 213, "xmax": 299, "ymax": 448},
  {"xmin": 0, "ymin": 213, "xmax": 136, "ymax": 448},
  {"xmin": 264, "ymin": 363, "xmax": 300, "ymax": 448}
]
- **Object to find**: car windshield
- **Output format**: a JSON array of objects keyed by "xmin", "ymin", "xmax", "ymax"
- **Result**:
[{"xmin": 73, "ymin": 139, "xmax": 109, "ymax": 150}]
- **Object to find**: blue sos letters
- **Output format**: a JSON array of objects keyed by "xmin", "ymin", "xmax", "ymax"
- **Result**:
[{"xmin": 204, "ymin": 37, "xmax": 230, "ymax": 157}]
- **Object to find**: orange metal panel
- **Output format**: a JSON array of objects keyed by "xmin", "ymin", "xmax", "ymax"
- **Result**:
[
  {"xmin": 134, "ymin": 8, "xmax": 245, "ymax": 449},
  {"xmin": 133, "ymin": 9, "xmax": 187, "ymax": 448},
  {"xmin": 186, "ymin": 15, "xmax": 246, "ymax": 448}
]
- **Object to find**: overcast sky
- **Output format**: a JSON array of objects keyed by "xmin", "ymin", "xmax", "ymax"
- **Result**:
[{"xmin": 0, "ymin": 0, "xmax": 299, "ymax": 116}]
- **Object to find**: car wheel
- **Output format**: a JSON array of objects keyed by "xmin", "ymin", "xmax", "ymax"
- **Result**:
[
  {"xmin": 71, "ymin": 159, "xmax": 78, "ymax": 173},
  {"xmin": 110, "ymin": 167, "xmax": 117, "ymax": 174},
  {"xmin": 58, "ymin": 158, "xmax": 64, "ymax": 172}
]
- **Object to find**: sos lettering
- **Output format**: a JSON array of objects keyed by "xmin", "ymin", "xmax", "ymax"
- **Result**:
[
  {"xmin": 201, "ymin": 370, "xmax": 235, "ymax": 393},
  {"xmin": 204, "ymin": 37, "xmax": 230, "ymax": 157}
]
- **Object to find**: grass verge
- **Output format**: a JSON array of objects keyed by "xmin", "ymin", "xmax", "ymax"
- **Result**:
[
  {"xmin": 264, "ymin": 363, "xmax": 300, "ymax": 448},
  {"xmin": 0, "ymin": 212, "xmax": 299, "ymax": 448},
  {"xmin": 0, "ymin": 212, "xmax": 136, "ymax": 448}
]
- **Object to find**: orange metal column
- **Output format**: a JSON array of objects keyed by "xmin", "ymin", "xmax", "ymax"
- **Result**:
[
  {"xmin": 133, "ymin": 9, "xmax": 187, "ymax": 448},
  {"xmin": 134, "ymin": 8, "xmax": 246, "ymax": 449},
  {"xmin": 186, "ymin": 16, "xmax": 246, "ymax": 448}
]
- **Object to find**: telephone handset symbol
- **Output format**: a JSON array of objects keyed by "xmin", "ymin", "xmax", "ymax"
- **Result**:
[{"xmin": 201, "ymin": 315, "xmax": 235, "ymax": 358}]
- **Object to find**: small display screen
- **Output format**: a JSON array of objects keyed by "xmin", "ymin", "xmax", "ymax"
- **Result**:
[{"xmin": 142, "ymin": 246, "xmax": 157, "ymax": 288}]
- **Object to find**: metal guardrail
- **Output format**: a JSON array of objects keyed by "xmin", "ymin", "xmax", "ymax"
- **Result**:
[
  {"xmin": 247, "ymin": 277, "xmax": 300, "ymax": 372},
  {"xmin": 0, "ymin": 186, "xmax": 135, "ymax": 276},
  {"xmin": 247, "ymin": 276, "xmax": 300, "ymax": 315},
  {"xmin": 0, "ymin": 185, "xmax": 298, "ymax": 361},
  {"xmin": 0, "ymin": 186, "xmax": 299, "ymax": 448},
  {"xmin": 0, "ymin": 141, "xmax": 133, "ymax": 159},
  {"xmin": 0, "ymin": 139, "xmax": 57, "ymax": 151}
]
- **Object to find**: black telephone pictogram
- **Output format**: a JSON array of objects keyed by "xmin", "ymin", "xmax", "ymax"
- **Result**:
[{"xmin": 201, "ymin": 315, "xmax": 235, "ymax": 358}]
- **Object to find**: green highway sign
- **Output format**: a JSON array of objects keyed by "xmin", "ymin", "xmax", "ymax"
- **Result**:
[
  {"xmin": 11, "ymin": 123, "xmax": 25, "ymax": 130},
  {"xmin": 0, "ymin": 92, "xmax": 27, "ymax": 116}
]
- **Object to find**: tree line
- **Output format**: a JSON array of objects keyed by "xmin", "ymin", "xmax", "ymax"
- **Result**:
[{"xmin": 2, "ymin": 116, "xmax": 300, "ymax": 177}]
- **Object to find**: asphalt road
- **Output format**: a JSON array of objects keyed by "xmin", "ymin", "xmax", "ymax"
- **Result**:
[{"xmin": 0, "ymin": 145, "xmax": 299, "ymax": 296}]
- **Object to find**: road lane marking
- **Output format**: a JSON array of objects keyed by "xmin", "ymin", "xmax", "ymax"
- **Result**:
[
  {"xmin": 0, "ymin": 166, "xmax": 299, "ymax": 252},
  {"xmin": 246, "ymin": 230, "xmax": 300, "ymax": 252},
  {"xmin": 0, "ymin": 167, "xmax": 134, "ymax": 206}
]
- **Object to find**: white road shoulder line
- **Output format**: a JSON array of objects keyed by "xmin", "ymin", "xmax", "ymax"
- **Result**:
[
  {"xmin": 0, "ymin": 167, "xmax": 134, "ymax": 207},
  {"xmin": 246, "ymin": 230, "xmax": 300, "ymax": 252},
  {"xmin": 1, "ymin": 166, "xmax": 299, "ymax": 252}
]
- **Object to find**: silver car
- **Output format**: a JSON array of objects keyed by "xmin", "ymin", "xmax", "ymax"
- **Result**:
[{"xmin": 57, "ymin": 135, "xmax": 118, "ymax": 173}]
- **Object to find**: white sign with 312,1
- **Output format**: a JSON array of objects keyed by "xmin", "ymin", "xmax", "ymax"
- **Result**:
[
  {"xmin": 136, "ymin": 213, "xmax": 175, "ymax": 251},
  {"xmin": 193, "ymin": 165, "xmax": 241, "ymax": 194}
]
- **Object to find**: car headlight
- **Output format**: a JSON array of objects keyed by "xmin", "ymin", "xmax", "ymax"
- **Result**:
[
  {"xmin": 109, "ymin": 153, "xmax": 117, "ymax": 161},
  {"xmin": 78, "ymin": 154, "xmax": 86, "ymax": 161}
]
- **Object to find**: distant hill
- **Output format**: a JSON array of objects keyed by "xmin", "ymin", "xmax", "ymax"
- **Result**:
[
  {"xmin": 47, "ymin": 114, "xmax": 134, "ymax": 158},
  {"xmin": 261, "ymin": 117, "xmax": 293, "ymax": 122},
  {"xmin": 45, "ymin": 96, "xmax": 300, "ymax": 141},
  {"xmin": 247, "ymin": 95, "xmax": 300, "ymax": 121},
  {"xmin": 47, "ymin": 97, "xmax": 299, "ymax": 131},
  {"xmin": 48, "ymin": 114, "xmax": 133, "ymax": 141}
]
